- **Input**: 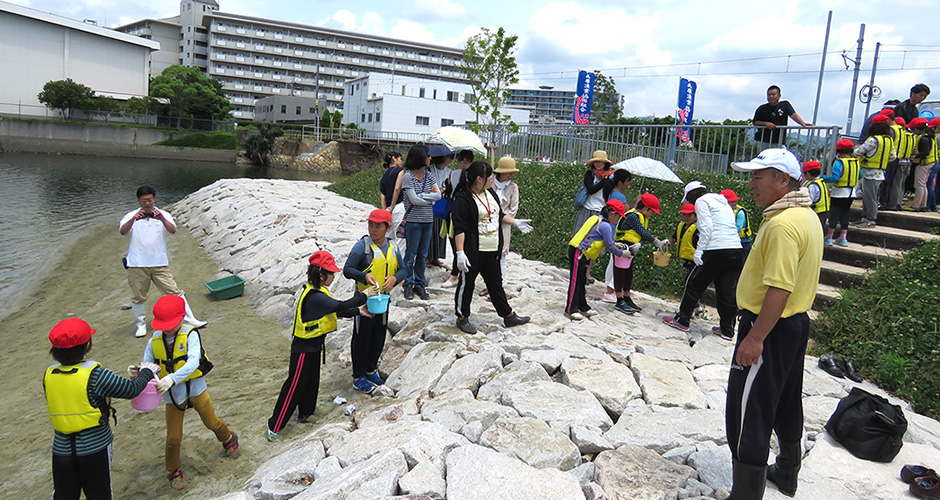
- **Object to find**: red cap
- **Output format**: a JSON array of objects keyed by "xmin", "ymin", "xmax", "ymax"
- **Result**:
[
  {"xmin": 879, "ymin": 108, "xmax": 895, "ymax": 116},
  {"xmin": 908, "ymin": 117, "xmax": 928, "ymax": 129},
  {"xmin": 802, "ymin": 161, "xmax": 822, "ymax": 173},
  {"xmin": 152, "ymin": 295, "xmax": 185, "ymax": 331},
  {"xmin": 719, "ymin": 189, "xmax": 739, "ymax": 203},
  {"xmin": 895, "ymin": 117, "xmax": 907, "ymax": 126},
  {"xmin": 929, "ymin": 118, "xmax": 940, "ymax": 128},
  {"xmin": 308, "ymin": 250, "xmax": 340, "ymax": 273},
  {"xmin": 836, "ymin": 139, "xmax": 855, "ymax": 150},
  {"xmin": 605, "ymin": 199, "xmax": 626, "ymax": 218},
  {"xmin": 49, "ymin": 318, "xmax": 95, "ymax": 348},
  {"xmin": 640, "ymin": 193, "xmax": 661, "ymax": 214},
  {"xmin": 679, "ymin": 203, "xmax": 696, "ymax": 214},
  {"xmin": 367, "ymin": 209, "xmax": 392, "ymax": 224},
  {"xmin": 870, "ymin": 114, "xmax": 889, "ymax": 124}
]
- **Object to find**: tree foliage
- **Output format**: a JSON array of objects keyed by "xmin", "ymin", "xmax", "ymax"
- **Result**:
[
  {"xmin": 149, "ymin": 65, "xmax": 232, "ymax": 122},
  {"xmin": 37, "ymin": 79, "xmax": 95, "ymax": 120},
  {"xmin": 332, "ymin": 110, "xmax": 342, "ymax": 129},
  {"xmin": 461, "ymin": 27, "xmax": 520, "ymax": 162},
  {"xmin": 243, "ymin": 123, "xmax": 284, "ymax": 165},
  {"xmin": 592, "ymin": 72, "xmax": 623, "ymax": 124},
  {"xmin": 322, "ymin": 109, "xmax": 333, "ymax": 128}
]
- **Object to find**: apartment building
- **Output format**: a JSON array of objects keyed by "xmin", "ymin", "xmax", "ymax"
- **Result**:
[
  {"xmin": 506, "ymin": 86, "xmax": 624, "ymax": 125},
  {"xmin": 117, "ymin": 0, "xmax": 469, "ymax": 120}
]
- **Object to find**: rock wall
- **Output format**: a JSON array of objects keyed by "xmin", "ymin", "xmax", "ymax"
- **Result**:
[{"xmin": 173, "ymin": 179, "xmax": 940, "ymax": 500}]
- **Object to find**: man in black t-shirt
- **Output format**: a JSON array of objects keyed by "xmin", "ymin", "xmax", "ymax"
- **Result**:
[{"xmin": 752, "ymin": 85, "xmax": 813, "ymax": 144}]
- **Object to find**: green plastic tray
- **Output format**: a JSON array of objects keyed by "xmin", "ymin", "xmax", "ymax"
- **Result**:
[{"xmin": 204, "ymin": 275, "xmax": 245, "ymax": 300}]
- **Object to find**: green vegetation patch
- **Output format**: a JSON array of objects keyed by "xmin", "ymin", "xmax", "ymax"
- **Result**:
[{"xmin": 154, "ymin": 132, "xmax": 237, "ymax": 150}]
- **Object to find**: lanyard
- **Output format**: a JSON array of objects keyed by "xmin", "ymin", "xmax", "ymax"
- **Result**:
[{"xmin": 472, "ymin": 190, "xmax": 493, "ymax": 220}]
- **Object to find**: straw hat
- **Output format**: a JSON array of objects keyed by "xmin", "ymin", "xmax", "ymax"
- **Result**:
[
  {"xmin": 586, "ymin": 150, "xmax": 613, "ymax": 167},
  {"xmin": 495, "ymin": 156, "xmax": 519, "ymax": 174}
]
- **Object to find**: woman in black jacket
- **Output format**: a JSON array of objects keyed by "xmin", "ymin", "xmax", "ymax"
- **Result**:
[{"xmin": 451, "ymin": 161, "xmax": 532, "ymax": 334}]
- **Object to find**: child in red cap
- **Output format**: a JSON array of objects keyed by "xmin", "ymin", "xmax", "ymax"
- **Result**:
[
  {"xmin": 567, "ymin": 199, "xmax": 629, "ymax": 320},
  {"xmin": 667, "ymin": 204, "xmax": 699, "ymax": 281},
  {"xmin": 142, "ymin": 294, "xmax": 238, "ymax": 491},
  {"xmin": 720, "ymin": 189, "xmax": 754, "ymax": 258},
  {"xmin": 801, "ymin": 161, "xmax": 829, "ymax": 236},
  {"xmin": 611, "ymin": 192, "xmax": 665, "ymax": 314},
  {"xmin": 820, "ymin": 139, "xmax": 859, "ymax": 246},
  {"xmin": 44, "ymin": 318, "xmax": 160, "ymax": 499}
]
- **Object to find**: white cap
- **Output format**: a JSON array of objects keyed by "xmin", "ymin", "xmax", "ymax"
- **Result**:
[
  {"xmin": 732, "ymin": 148, "xmax": 802, "ymax": 180},
  {"xmin": 681, "ymin": 181, "xmax": 706, "ymax": 204}
]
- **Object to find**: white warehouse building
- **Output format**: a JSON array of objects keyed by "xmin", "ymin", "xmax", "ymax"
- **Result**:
[
  {"xmin": 0, "ymin": 0, "xmax": 158, "ymax": 112},
  {"xmin": 343, "ymin": 73, "xmax": 529, "ymax": 136}
]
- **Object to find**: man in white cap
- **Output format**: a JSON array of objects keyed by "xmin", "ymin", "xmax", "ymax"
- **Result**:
[
  {"xmin": 723, "ymin": 148, "xmax": 823, "ymax": 499},
  {"xmin": 662, "ymin": 180, "xmax": 743, "ymax": 341}
]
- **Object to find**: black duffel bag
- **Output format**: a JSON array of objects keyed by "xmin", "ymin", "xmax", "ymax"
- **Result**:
[{"xmin": 825, "ymin": 387, "xmax": 907, "ymax": 462}]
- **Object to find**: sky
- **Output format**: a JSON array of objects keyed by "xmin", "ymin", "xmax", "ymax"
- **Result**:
[{"xmin": 11, "ymin": 0, "xmax": 940, "ymax": 132}]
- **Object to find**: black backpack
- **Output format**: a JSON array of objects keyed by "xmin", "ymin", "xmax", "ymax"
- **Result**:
[{"xmin": 825, "ymin": 387, "xmax": 907, "ymax": 462}]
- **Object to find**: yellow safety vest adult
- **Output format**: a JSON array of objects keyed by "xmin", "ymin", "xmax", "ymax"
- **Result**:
[
  {"xmin": 860, "ymin": 135, "xmax": 894, "ymax": 170},
  {"xmin": 151, "ymin": 324, "xmax": 205, "ymax": 381},
  {"xmin": 357, "ymin": 240, "xmax": 398, "ymax": 292},
  {"xmin": 675, "ymin": 222, "xmax": 698, "ymax": 261},
  {"xmin": 892, "ymin": 125, "xmax": 916, "ymax": 159},
  {"xmin": 615, "ymin": 209, "xmax": 648, "ymax": 244},
  {"xmin": 914, "ymin": 134, "xmax": 939, "ymax": 165},
  {"xmin": 569, "ymin": 215, "xmax": 607, "ymax": 261},
  {"xmin": 734, "ymin": 206, "xmax": 753, "ymax": 240},
  {"xmin": 44, "ymin": 360, "xmax": 106, "ymax": 434},
  {"xmin": 292, "ymin": 285, "xmax": 337, "ymax": 339},
  {"xmin": 803, "ymin": 178, "xmax": 830, "ymax": 213},
  {"xmin": 833, "ymin": 157, "xmax": 860, "ymax": 188}
]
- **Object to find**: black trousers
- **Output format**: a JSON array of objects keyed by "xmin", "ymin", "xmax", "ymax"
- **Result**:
[
  {"xmin": 726, "ymin": 310, "xmax": 809, "ymax": 465},
  {"xmin": 352, "ymin": 312, "xmax": 388, "ymax": 378},
  {"xmin": 816, "ymin": 211, "xmax": 828, "ymax": 236},
  {"xmin": 455, "ymin": 251, "xmax": 512, "ymax": 319},
  {"xmin": 52, "ymin": 446, "xmax": 112, "ymax": 500},
  {"xmin": 828, "ymin": 197, "xmax": 852, "ymax": 233},
  {"xmin": 676, "ymin": 248, "xmax": 743, "ymax": 336},
  {"xmin": 429, "ymin": 217, "xmax": 447, "ymax": 262},
  {"xmin": 268, "ymin": 351, "xmax": 321, "ymax": 433},
  {"xmin": 880, "ymin": 159, "xmax": 898, "ymax": 205},
  {"xmin": 565, "ymin": 246, "xmax": 591, "ymax": 315}
]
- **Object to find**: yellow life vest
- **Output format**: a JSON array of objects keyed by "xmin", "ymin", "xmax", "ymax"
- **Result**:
[
  {"xmin": 293, "ymin": 285, "xmax": 337, "ymax": 339},
  {"xmin": 914, "ymin": 134, "xmax": 939, "ymax": 165},
  {"xmin": 615, "ymin": 209, "xmax": 648, "ymax": 244},
  {"xmin": 357, "ymin": 239, "xmax": 398, "ymax": 292},
  {"xmin": 803, "ymin": 178, "xmax": 830, "ymax": 213},
  {"xmin": 44, "ymin": 360, "xmax": 107, "ymax": 434},
  {"xmin": 569, "ymin": 215, "xmax": 607, "ymax": 261},
  {"xmin": 892, "ymin": 124, "xmax": 916, "ymax": 159},
  {"xmin": 733, "ymin": 206, "xmax": 753, "ymax": 240},
  {"xmin": 151, "ymin": 325, "xmax": 206, "ymax": 382},
  {"xmin": 675, "ymin": 222, "xmax": 698, "ymax": 261},
  {"xmin": 833, "ymin": 157, "xmax": 860, "ymax": 188},
  {"xmin": 860, "ymin": 135, "xmax": 894, "ymax": 170}
]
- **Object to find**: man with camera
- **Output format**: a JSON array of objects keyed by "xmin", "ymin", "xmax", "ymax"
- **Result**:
[{"xmin": 120, "ymin": 186, "xmax": 206, "ymax": 338}]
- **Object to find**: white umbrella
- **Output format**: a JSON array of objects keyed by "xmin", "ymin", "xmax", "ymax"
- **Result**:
[
  {"xmin": 611, "ymin": 156, "xmax": 684, "ymax": 184},
  {"xmin": 428, "ymin": 126, "xmax": 487, "ymax": 155}
]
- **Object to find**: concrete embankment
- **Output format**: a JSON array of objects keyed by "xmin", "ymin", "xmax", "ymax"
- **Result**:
[{"xmin": 169, "ymin": 179, "xmax": 940, "ymax": 500}]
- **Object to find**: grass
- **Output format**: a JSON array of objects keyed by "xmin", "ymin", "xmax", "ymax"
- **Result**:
[{"xmin": 153, "ymin": 131, "xmax": 237, "ymax": 150}]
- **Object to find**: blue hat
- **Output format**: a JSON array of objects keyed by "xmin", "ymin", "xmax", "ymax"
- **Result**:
[{"xmin": 429, "ymin": 145, "xmax": 456, "ymax": 158}]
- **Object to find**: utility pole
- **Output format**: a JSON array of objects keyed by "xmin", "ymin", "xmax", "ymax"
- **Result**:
[
  {"xmin": 845, "ymin": 24, "xmax": 865, "ymax": 135},
  {"xmin": 861, "ymin": 42, "xmax": 882, "ymax": 125},
  {"xmin": 812, "ymin": 11, "xmax": 832, "ymax": 125}
]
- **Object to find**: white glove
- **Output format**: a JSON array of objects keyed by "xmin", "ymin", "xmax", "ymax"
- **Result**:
[
  {"xmin": 614, "ymin": 242, "xmax": 627, "ymax": 250},
  {"xmin": 155, "ymin": 375, "xmax": 175, "ymax": 394},
  {"xmin": 694, "ymin": 253, "xmax": 704, "ymax": 266},
  {"xmin": 362, "ymin": 285, "xmax": 380, "ymax": 297},
  {"xmin": 456, "ymin": 250, "xmax": 471, "ymax": 273},
  {"xmin": 127, "ymin": 365, "xmax": 139, "ymax": 378},
  {"xmin": 629, "ymin": 243, "xmax": 642, "ymax": 255},
  {"xmin": 513, "ymin": 219, "xmax": 533, "ymax": 234},
  {"xmin": 139, "ymin": 362, "xmax": 161, "ymax": 376},
  {"xmin": 654, "ymin": 238, "xmax": 666, "ymax": 252}
]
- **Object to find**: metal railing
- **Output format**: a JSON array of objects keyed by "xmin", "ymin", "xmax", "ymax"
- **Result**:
[{"xmin": 0, "ymin": 102, "xmax": 235, "ymax": 132}]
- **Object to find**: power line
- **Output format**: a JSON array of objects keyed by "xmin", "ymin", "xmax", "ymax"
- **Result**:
[{"xmin": 521, "ymin": 65, "xmax": 940, "ymax": 82}]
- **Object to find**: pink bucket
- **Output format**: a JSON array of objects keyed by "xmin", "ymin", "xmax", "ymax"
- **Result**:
[
  {"xmin": 613, "ymin": 254, "xmax": 633, "ymax": 268},
  {"xmin": 131, "ymin": 378, "xmax": 162, "ymax": 412}
]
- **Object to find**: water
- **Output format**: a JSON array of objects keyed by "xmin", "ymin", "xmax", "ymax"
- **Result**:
[{"xmin": 0, "ymin": 152, "xmax": 339, "ymax": 318}]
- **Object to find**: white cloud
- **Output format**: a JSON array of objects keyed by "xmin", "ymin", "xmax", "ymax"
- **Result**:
[
  {"xmin": 389, "ymin": 19, "xmax": 439, "ymax": 45},
  {"xmin": 319, "ymin": 9, "xmax": 386, "ymax": 36},
  {"xmin": 412, "ymin": 0, "xmax": 467, "ymax": 21}
]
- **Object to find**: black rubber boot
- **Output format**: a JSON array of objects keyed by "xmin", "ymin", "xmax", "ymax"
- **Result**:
[
  {"xmin": 766, "ymin": 440, "xmax": 802, "ymax": 497},
  {"xmin": 729, "ymin": 459, "xmax": 767, "ymax": 500}
]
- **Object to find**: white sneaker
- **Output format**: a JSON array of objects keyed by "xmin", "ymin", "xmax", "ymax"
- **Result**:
[
  {"xmin": 441, "ymin": 278, "xmax": 458, "ymax": 288},
  {"xmin": 582, "ymin": 309, "xmax": 599, "ymax": 317},
  {"xmin": 565, "ymin": 312, "xmax": 585, "ymax": 321},
  {"xmin": 601, "ymin": 292, "xmax": 617, "ymax": 303},
  {"xmin": 135, "ymin": 324, "xmax": 148, "ymax": 338}
]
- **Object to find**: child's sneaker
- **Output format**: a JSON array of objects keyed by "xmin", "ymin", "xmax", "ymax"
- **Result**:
[
  {"xmin": 601, "ymin": 292, "xmax": 617, "ymax": 303},
  {"xmin": 353, "ymin": 376, "xmax": 376, "ymax": 394},
  {"xmin": 614, "ymin": 300, "xmax": 635, "ymax": 315},
  {"xmin": 223, "ymin": 432, "xmax": 240, "ymax": 459},
  {"xmin": 662, "ymin": 316, "xmax": 690, "ymax": 332},
  {"xmin": 712, "ymin": 326, "xmax": 734, "ymax": 341},
  {"xmin": 168, "ymin": 469, "xmax": 186, "ymax": 490},
  {"xmin": 835, "ymin": 237, "xmax": 849, "ymax": 247},
  {"xmin": 824, "ymin": 237, "xmax": 834, "ymax": 246},
  {"xmin": 266, "ymin": 425, "xmax": 279, "ymax": 442},
  {"xmin": 365, "ymin": 371, "xmax": 385, "ymax": 386},
  {"xmin": 623, "ymin": 297, "xmax": 643, "ymax": 312}
]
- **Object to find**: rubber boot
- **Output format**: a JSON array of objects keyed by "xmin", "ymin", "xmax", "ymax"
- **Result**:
[
  {"xmin": 766, "ymin": 440, "xmax": 802, "ymax": 497},
  {"xmin": 131, "ymin": 302, "xmax": 148, "ymax": 338},
  {"xmin": 728, "ymin": 459, "xmax": 767, "ymax": 500},
  {"xmin": 180, "ymin": 294, "xmax": 208, "ymax": 328}
]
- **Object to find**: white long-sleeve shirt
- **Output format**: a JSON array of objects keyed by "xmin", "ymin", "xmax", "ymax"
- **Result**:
[{"xmin": 694, "ymin": 193, "xmax": 742, "ymax": 261}]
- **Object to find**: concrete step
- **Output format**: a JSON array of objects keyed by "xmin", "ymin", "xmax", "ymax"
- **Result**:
[
  {"xmin": 846, "ymin": 224, "xmax": 939, "ymax": 251},
  {"xmin": 823, "ymin": 241, "xmax": 902, "ymax": 269},
  {"xmin": 850, "ymin": 206, "xmax": 940, "ymax": 233},
  {"xmin": 819, "ymin": 260, "xmax": 868, "ymax": 289},
  {"xmin": 814, "ymin": 283, "xmax": 842, "ymax": 310}
]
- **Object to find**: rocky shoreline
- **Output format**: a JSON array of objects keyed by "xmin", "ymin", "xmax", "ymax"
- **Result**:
[{"xmin": 173, "ymin": 178, "xmax": 940, "ymax": 500}]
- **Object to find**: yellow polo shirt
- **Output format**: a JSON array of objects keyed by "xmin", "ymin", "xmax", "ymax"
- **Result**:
[{"xmin": 736, "ymin": 205, "xmax": 823, "ymax": 317}]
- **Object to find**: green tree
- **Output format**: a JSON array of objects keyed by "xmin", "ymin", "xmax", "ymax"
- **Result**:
[
  {"xmin": 243, "ymin": 123, "xmax": 284, "ymax": 165},
  {"xmin": 592, "ymin": 72, "xmax": 623, "ymax": 124},
  {"xmin": 321, "ymin": 109, "xmax": 333, "ymax": 129},
  {"xmin": 460, "ymin": 27, "xmax": 520, "ymax": 162},
  {"xmin": 37, "ymin": 78, "xmax": 95, "ymax": 120},
  {"xmin": 149, "ymin": 65, "xmax": 232, "ymax": 124},
  {"xmin": 332, "ymin": 110, "xmax": 342, "ymax": 129},
  {"xmin": 122, "ymin": 96, "xmax": 160, "ymax": 125}
]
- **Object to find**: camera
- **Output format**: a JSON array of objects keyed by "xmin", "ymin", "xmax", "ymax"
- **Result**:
[{"xmin": 143, "ymin": 211, "xmax": 155, "ymax": 218}]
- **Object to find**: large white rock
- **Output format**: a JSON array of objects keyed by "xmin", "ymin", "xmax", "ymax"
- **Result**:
[
  {"xmin": 686, "ymin": 440, "xmax": 732, "ymax": 492},
  {"xmin": 604, "ymin": 405, "xmax": 726, "ymax": 453},
  {"xmin": 594, "ymin": 445, "xmax": 696, "ymax": 500},
  {"xmin": 445, "ymin": 444, "xmax": 585, "ymax": 500},
  {"xmin": 345, "ymin": 471, "xmax": 400, "ymax": 500},
  {"xmin": 691, "ymin": 363, "xmax": 732, "ymax": 394},
  {"xmin": 250, "ymin": 440, "xmax": 325, "ymax": 500},
  {"xmin": 398, "ymin": 459, "xmax": 446, "ymax": 500},
  {"xmin": 478, "ymin": 416, "xmax": 582, "ymax": 470},
  {"xmin": 477, "ymin": 360, "xmax": 551, "ymax": 402},
  {"xmin": 560, "ymin": 357, "xmax": 641, "ymax": 416},
  {"xmin": 629, "ymin": 352, "xmax": 707, "ymax": 409},
  {"xmin": 385, "ymin": 342, "xmax": 463, "ymax": 398},
  {"xmin": 293, "ymin": 448, "xmax": 408, "ymax": 500},
  {"xmin": 419, "ymin": 389, "xmax": 518, "ymax": 433},
  {"xmin": 501, "ymin": 380, "xmax": 613, "ymax": 432},
  {"xmin": 431, "ymin": 346, "xmax": 504, "ymax": 396},
  {"xmin": 328, "ymin": 420, "xmax": 469, "ymax": 468},
  {"xmin": 354, "ymin": 397, "xmax": 422, "ymax": 428}
]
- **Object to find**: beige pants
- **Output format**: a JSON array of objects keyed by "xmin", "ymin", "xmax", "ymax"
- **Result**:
[
  {"xmin": 913, "ymin": 163, "xmax": 933, "ymax": 208},
  {"xmin": 127, "ymin": 266, "xmax": 183, "ymax": 304},
  {"xmin": 164, "ymin": 390, "xmax": 231, "ymax": 472}
]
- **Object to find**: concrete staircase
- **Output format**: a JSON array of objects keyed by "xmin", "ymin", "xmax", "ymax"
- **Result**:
[{"xmin": 812, "ymin": 207, "xmax": 940, "ymax": 309}]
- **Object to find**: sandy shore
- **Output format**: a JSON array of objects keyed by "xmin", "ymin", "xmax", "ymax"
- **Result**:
[{"xmin": 1, "ymin": 219, "xmax": 372, "ymax": 499}]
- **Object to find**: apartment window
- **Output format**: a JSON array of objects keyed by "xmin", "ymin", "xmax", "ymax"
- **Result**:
[
  {"xmin": 433, "ymin": 89, "xmax": 437, "ymax": 99},
  {"xmin": 419, "ymin": 88, "xmax": 425, "ymax": 98},
  {"xmin": 362, "ymin": 113, "xmax": 366, "ymax": 121},
  {"xmin": 446, "ymin": 91, "xmax": 459, "ymax": 102},
  {"xmin": 349, "ymin": 86, "xmax": 354, "ymax": 96},
  {"xmin": 309, "ymin": 107, "xmax": 315, "ymax": 113},
  {"xmin": 281, "ymin": 105, "xmax": 287, "ymax": 113},
  {"xmin": 375, "ymin": 112, "xmax": 380, "ymax": 122},
  {"xmin": 367, "ymin": 113, "xmax": 372, "ymax": 122},
  {"xmin": 296, "ymin": 106, "xmax": 301, "ymax": 115},
  {"xmin": 416, "ymin": 116, "xmax": 429, "ymax": 126},
  {"xmin": 441, "ymin": 118, "xmax": 454, "ymax": 127}
]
